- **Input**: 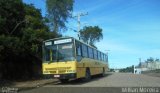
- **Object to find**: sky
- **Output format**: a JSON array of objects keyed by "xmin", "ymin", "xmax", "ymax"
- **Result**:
[{"xmin": 23, "ymin": 0, "xmax": 160, "ymax": 68}]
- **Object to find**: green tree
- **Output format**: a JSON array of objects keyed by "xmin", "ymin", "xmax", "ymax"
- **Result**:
[
  {"xmin": 80, "ymin": 26, "xmax": 103, "ymax": 47},
  {"xmin": 146, "ymin": 57, "xmax": 154, "ymax": 62},
  {"xmin": 109, "ymin": 68, "xmax": 115, "ymax": 72},
  {"xmin": 23, "ymin": 4, "xmax": 57, "ymax": 57},
  {"xmin": 46, "ymin": 0, "xmax": 74, "ymax": 32},
  {"xmin": 155, "ymin": 58, "xmax": 160, "ymax": 62},
  {"xmin": 0, "ymin": 0, "xmax": 26, "ymax": 79},
  {"xmin": 119, "ymin": 65, "xmax": 134, "ymax": 73},
  {"xmin": 0, "ymin": 0, "xmax": 57, "ymax": 80},
  {"xmin": 0, "ymin": 0, "xmax": 25, "ymax": 36}
]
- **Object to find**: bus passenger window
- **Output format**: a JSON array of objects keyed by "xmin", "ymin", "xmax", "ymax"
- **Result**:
[
  {"xmin": 88, "ymin": 47, "xmax": 93, "ymax": 59},
  {"xmin": 105, "ymin": 55, "xmax": 107, "ymax": 62},
  {"xmin": 98, "ymin": 51, "xmax": 101, "ymax": 61},
  {"xmin": 82, "ymin": 44, "xmax": 88, "ymax": 57},
  {"xmin": 76, "ymin": 42, "xmax": 81, "ymax": 56},
  {"xmin": 94, "ymin": 50, "xmax": 98, "ymax": 60},
  {"xmin": 102, "ymin": 53, "xmax": 104, "ymax": 61},
  {"xmin": 76, "ymin": 41, "xmax": 82, "ymax": 62},
  {"xmin": 100, "ymin": 53, "xmax": 103, "ymax": 61}
]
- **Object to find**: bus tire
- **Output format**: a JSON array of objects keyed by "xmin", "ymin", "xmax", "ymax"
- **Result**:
[
  {"xmin": 84, "ymin": 68, "xmax": 91, "ymax": 81},
  {"xmin": 101, "ymin": 68, "xmax": 105, "ymax": 77},
  {"xmin": 60, "ymin": 79, "xmax": 69, "ymax": 83}
]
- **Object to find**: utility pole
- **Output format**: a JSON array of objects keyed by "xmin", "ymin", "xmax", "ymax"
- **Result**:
[
  {"xmin": 139, "ymin": 58, "xmax": 142, "ymax": 67},
  {"xmin": 139, "ymin": 58, "xmax": 142, "ymax": 74},
  {"xmin": 72, "ymin": 12, "xmax": 88, "ymax": 40}
]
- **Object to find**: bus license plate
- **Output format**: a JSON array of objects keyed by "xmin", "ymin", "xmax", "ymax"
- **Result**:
[{"xmin": 54, "ymin": 75, "xmax": 60, "ymax": 77}]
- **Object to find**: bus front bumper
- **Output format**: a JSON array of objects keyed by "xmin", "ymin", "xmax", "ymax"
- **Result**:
[{"xmin": 43, "ymin": 73, "xmax": 76, "ymax": 79}]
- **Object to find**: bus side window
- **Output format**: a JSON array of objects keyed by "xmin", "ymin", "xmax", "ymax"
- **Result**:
[
  {"xmin": 105, "ymin": 54, "xmax": 107, "ymax": 62},
  {"xmin": 105, "ymin": 55, "xmax": 107, "ymax": 62},
  {"xmin": 102, "ymin": 53, "xmax": 104, "ymax": 61},
  {"xmin": 88, "ymin": 47, "xmax": 93, "ymax": 59},
  {"xmin": 82, "ymin": 44, "xmax": 88, "ymax": 58},
  {"xmin": 76, "ymin": 41, "xmax": 82, "ymax": 62},
  {"xmin": 94, "ymin": 50, "xmax": 98, "ymax": 60},
  {"xmin": 104, "ymin": 54, "xmax": 106, "ymax": 62},
  {"xmin": 100, "ymin": 52, "xmax": 102, "ymax": 61},
  {"xmin": 103, "ymin": 54, "xmax": 106, "ymax": 61},
  {"xmin": 106, "ymin": 55, "xmax": 108, "ymax": 63},
  {"xmin": 101, "ymin": 53, "xmax": 103, "ymax": 61},
  {"xmin": 76, "ymin": 41, "xmax": 82, "ymax": 56},
  {"xmin": 100, "ymin": 52, "xmax": 103, "ymax": 61},
  {"xmin": 98, "ymin": 51, "xmax": 100, "ymax": 61},
  {"xmin": 91, "ymin": 48, "xmax": 94, "ymax": 59}
]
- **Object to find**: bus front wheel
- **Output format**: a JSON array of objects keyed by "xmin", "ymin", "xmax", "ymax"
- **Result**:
[{"xmin": 101, "ymin": 68, "xmax": 105, "ymax": 77}]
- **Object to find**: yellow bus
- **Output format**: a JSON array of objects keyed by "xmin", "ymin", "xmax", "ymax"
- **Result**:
[{"xmin": 42, "ymin": 37, "xmax": 109, "ymax": 83}]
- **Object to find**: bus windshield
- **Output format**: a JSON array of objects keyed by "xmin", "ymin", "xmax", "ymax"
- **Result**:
[{"xmin": 44, "ymin": 43, "xmax": 75, "ymax": 62}]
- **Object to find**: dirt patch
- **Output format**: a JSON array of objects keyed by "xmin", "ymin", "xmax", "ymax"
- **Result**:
[{"xmin": 0, "ymin": 78, "xmax": 58, "ymax": 91}]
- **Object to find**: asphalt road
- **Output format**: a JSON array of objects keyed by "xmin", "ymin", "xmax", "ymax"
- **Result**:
[{"xmin": 19, "ymin": 73, "xmax": 160, "ymax": 93}]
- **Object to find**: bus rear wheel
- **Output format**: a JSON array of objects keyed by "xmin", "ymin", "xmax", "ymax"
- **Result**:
[
  {"xmin": 83, "ymin": 68, "xmax": 91, "ymax": 81},
  {"xmin": 60, "ymin": 79, "xmax": 69, "ymax": 83},
  {"xmin": 101, "ymin": 68, "xmax": 105, "ymax": 77}
]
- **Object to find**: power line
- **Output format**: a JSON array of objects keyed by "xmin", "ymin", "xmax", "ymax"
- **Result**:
[{"xmin": 72, "ymin": 12, "xmax": 88, "ymax": 40}]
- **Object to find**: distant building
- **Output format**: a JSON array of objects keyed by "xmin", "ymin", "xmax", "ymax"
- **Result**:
[
  {"xmin": 134, "ymin": 67, "xmax": 148, "ymax": 74},
  {"xmin": 137, "ymin": 61, "xmax": 160, "ymax": 71},
  {"xmin": 147, "ymin": 62, "xmax": 160, "ymax": 70},
  {"xmin": 139, "ymin": 62, "xmax": 148, "ymax": 68}
]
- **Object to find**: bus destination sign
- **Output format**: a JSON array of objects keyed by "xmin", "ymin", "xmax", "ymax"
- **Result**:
[{"xmin": 54, "ymin": 39, "xmax": 72, "ymax": 44}]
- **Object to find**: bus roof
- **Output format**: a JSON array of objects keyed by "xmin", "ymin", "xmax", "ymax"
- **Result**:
[{"xmin": 43, "ymin": 36, "xmax": 106, "ymax": 55}]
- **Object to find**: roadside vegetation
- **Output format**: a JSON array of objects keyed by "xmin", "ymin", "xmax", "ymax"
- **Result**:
[
  {"xmin": 0, "ymin": 0, "xmax": 73, "ymax": 80},
  {"xmin": 119, "ymin": 66, "xmax": 134, "ymax": 73},
  {"xmin": 0, "ymin": 0, "xmax": 60, "ymax": 80}
]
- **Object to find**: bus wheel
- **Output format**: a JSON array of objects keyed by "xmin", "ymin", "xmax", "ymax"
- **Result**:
[
  {"xmin": 60, "ymin": 79, "xmax": 69, "ymax": 83},
  {"xmin": 84, "ymin": 68, "xmax": 91, "ymax": 81},
  {"xmin": 101, "ymin": 68, "xmax": 105, "ymax": 77}
]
